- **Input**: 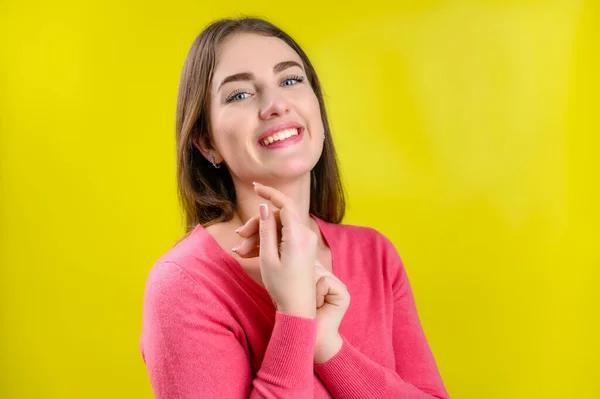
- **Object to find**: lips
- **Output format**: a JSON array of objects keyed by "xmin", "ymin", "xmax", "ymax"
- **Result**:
[
  {"xmin": 257, "ymin": 121, "xmax": 305, "ymax": 145},
  {"xmin": 259, "ymin": 128, "xmax": 300, "ymax": 146}
]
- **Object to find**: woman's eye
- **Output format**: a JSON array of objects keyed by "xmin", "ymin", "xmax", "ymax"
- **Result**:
[
  {"xmin": 226, "ymin": 92, "xmax": 250, "ymax": 102},
  {"xmin": 282, "ymin": 76, "xmax": 305, "ymax": 86}
]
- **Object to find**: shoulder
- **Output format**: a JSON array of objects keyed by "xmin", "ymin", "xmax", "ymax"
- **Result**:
[
  {"xmin": 142, "ymin": 261, "xmax": 194, "ymax": 312},
  {"xmin": 142, "ymin": 258, "xmax": 233, "ymax": 327},
  {"xmin": 150, "ymin": 223, "xmax": 231, "ymax": 280},
  {"xmin": 327, "ymin": 220, "xmax": 406, "ymax": 278},
  {"xmin": 143, "ymin": 225, "xmax": 228, "ymax": 303},
  {"xmin": 140, "ymin": 260, "xmax": 236, "ymax": 357},
  {"xmin": 154, "ymin": 225, "xmax": 205, "ymax": 268}
]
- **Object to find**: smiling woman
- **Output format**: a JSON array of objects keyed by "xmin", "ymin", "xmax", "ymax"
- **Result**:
[
  {"xmin": 140, "ymin": 16, "xmax": 450, "ymax": 399},
  {"xmin": 174, "ymin": 19, "xmax": 345, "ymax": 230}
]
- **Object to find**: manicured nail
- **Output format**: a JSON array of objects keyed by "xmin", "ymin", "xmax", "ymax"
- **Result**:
[{"xmin": 259, "ymin": 203, "xmax": 268, "ymax": 220}]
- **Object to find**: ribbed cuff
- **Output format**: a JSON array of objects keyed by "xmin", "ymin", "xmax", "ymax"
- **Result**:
[
  {"xmin": 313, "ymin": 335, "xmax": 389, "ymax": 398},
  {"xmin": 257, "ymin": 311, "xmax": 317, "ymax": 387}
]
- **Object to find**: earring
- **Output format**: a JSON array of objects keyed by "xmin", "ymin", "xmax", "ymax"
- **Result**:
[{"xmin": 210, "ymin": 155, "xmax": 221, "ymax": 169}]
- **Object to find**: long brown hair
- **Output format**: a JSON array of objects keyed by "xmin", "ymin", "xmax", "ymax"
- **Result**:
[{"xmin": 175, "ymin": 17, "xmax": 346, "ymax": 233}]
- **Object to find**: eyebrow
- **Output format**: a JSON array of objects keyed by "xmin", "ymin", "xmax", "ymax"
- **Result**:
[{"xmin": 217, "ymin": 60, "xmax": 304, "ymax": 91}]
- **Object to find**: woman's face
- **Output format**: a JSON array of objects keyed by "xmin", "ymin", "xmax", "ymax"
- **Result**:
[{"xmin": 206, "ymin": 32, "xmax": 324, "ymax": 183}]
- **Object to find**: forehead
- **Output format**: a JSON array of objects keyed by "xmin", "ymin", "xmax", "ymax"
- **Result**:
[{"xmin": 213, "ymin": 33, "xmax": 302, "ymax": 80}]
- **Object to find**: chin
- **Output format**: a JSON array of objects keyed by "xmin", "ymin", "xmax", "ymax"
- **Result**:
[{"xmin": 264, "ymin": 159, "xmax": 316, "ymax": 181}]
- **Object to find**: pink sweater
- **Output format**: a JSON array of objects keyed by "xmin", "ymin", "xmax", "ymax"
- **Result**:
[{"xmin": 141, "ymin": 215, "xmax": 450, "ymax": 398}]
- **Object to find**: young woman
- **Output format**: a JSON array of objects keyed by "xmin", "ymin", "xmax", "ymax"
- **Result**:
[{"xmin": 141, "ymin": 17, "xmax": 450, "ymax": 399}]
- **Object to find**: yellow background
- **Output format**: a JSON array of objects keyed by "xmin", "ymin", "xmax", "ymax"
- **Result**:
[{"xmin": 1, "ymin": 0, "xmax": 598, "ymax": 398}]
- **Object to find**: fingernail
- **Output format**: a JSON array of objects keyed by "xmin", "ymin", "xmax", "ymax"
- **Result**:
[
  {"xmin": 235, "ymin": 227, "xmax": 241, "ymax": 234},
  {"xmin": 252, "ymin": 182, "xmax": 257, "ymax": 186},
  {"xmin": 231, "ymin": 246, "xmax": 238, "ymax": 252},
  {"xmin": 259, "ymin": 203, "xmax": 268, "ymax": 220}
]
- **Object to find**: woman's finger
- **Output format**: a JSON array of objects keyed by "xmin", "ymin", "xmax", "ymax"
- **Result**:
[
  {"xmin": 237, "ymin": 209, "xmax": 281, "ymax": 239},
  {"xmin": 316, "ymin": 275, "xmax": 347, "ymax": 308},
  {"xmin": 253, "ymin": 183, "xmax": 299, "ymax": 229},
  {"xmin": 232, "ymin": 234, "xmax": 260, "ymax": 258},
  {"xmin": 316, "ymin": 276, "xmax": 330, "ymax": 308},
  {"xmin": 315, "ymin": 264, "xmax": 347, "ymax": 291},
  {"xmin": 258, "ymin": 204, "xmax": 279, "ymax": 265},
  {"xmin": 236, "ymin": 216, "xmax": 260, "ymax": 238},
  {"xmin": 253, "ymin": 183, "xmax": 293, "ymax": 210}
]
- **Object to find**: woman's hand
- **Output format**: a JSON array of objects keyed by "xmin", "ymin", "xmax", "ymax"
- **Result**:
[
  {"xmin": 234, "ymin": 184, "xmax": 351, "ymax": 362},
  {"xmin": 313, "ymin": 262, "xmax": 350, "ymax": 363},
  {"xmin": 246, "ymin": 183, "xmax": 317, "ymax": 319},
  {"xmin": 233, "ymin": 212, "xmax": 279, "ymax": 259}
]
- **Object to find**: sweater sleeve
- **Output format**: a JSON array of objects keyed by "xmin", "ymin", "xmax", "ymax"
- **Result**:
[
  {"xmin": 313, "ymin": 235, "xmax": 450, "ymax": 399},
  {"xmin": 141, "ymin": 261, "xmax": 316, "ymax": 399}
]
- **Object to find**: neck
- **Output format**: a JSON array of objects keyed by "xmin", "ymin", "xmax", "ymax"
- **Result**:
[{"xmin": 231, "ymin": 174, "xmax": 314, "ymax": 230}]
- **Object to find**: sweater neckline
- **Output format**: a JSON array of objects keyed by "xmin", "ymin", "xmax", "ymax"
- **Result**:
[{"xmin": 192, "ymin": 214, "xmax": 336, "ymax": 309}]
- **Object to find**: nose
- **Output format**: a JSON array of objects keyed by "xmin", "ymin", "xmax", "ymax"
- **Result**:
[{"xmin": 259, "ymin": 89, "xmax": 291, "ymax": 120}]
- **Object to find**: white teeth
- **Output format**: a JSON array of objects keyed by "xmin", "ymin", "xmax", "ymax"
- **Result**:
[{"xmin": 261, "ymin": 128, "xmax": 299, "ymax": 146}]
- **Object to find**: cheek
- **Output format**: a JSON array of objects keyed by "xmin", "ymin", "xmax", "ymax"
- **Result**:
[
  {"xmin": 295, "ymin": 89, "xmax": 323, "ymax": 130},
  {"xmin": 211, "ymin": 108, "xmax": 248, "ymax": 149}
]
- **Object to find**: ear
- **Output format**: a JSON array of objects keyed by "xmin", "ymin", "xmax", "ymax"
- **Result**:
[{"xmin": 192, "ymin": 134, "xmax": 223, "ymax": 164}]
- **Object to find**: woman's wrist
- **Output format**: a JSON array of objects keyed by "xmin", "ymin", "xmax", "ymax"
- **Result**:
[{"xmin": 313, "ymin": 333, "xmax": 343, "ymax": 364}]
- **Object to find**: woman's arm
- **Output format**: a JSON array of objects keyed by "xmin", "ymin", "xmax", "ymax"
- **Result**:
[
  {"xmin": 313, "ymin": 234, "xmax": 450, "ymax": 398},
  {"xmin": 141, "ymin": 261, "xmax": 316, "ymax": 399}
]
